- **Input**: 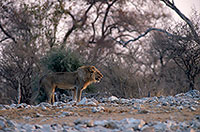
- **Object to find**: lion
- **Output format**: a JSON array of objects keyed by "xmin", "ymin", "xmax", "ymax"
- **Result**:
[{"xmin": 30, "ymin": 66, "xmax": 103, "ymax": 104}]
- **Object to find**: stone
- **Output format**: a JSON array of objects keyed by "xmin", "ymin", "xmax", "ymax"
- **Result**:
[
  {"xmin": 53, "ymin": 101, "xmax": 66, "ymax": 107},
  {"xmin": 10, "ymin": 104, "xmax": 17, "ymax": 109},
  {"xmin": 132, "ymin": 103, "xmax": 141, "ymax": 110},
  {"xmin": 195, "ymin": 115, "xmax": 200, "ymax": 121},
  {"xmin": 77, "ymin": 97, "xmax": 88, "ymax": 105},
  {"xmin": 104, "ymin": 120, "xmax": 119, "ymax": 129},
  {"xmin": 51, "ymin": 123, "xmax": 62, "ymax": 130},
  {"xmin": 177, "ymin": 106, "xmax": 183, "ymax": 110},
  {"xmin": 120, "ymin": 118, "xmax": 146, "ymax": 130},
  {"xmin": 153, "ymin": 122, "xmax": 169, "ymax": 131},
  {"xmin": 41, "ymin": 105, "xmax": 47, "ymax": 110},
  {"xmin": 120, "ymin": 98, "xmax": 131, "ymax": 104},
  {"xmin": 91, "ymin": 106, "xmax": 104, "ymax": 113},
  {"xmin": 35, "ymin": 124, "xmax": 43, "ymax": 129},
  {"xmin": 94, "ymin": 120, "xmax": 108, "ymax": 126},
  {"xmin": 67, "ymin": 100, "xmax": 77, "ymax": 105},
  {"xmin": 162, "ymin": 102, "xmax": 169, "ymax": 106},
  {"xmin": 189, "ymin": 106, "xmax": 196, "ymax": 111},
  {"xmin": 6, "ymin": 120, "xmax": 17, "ymax": 128},
  {"xmin": 37, "ymin": 102, "xmax": 52, "ymax": 108},
  {"xmin": 141, "ymin": 125, "xmax": 155, "ymax": 132},
  {"xmin": 0, "ymin": 120, "xmax": 6, "ymax": 129},
  {"xmin": 108, "ymin": 96, "xmax": 119, "ymax": 102},
  {"xmin": 16, "ymin": 103, "xmax": 27, "ymax": 109},
  {"xmin": 36, "ymin": 113, "xmax": 43, "ymax": 117},
  {"xmin": 190, "ymin": 120, "xmax": 200, "ymax": 130},
  {"xmin": 25, "ymin": 105, "xmax": 32, "ymax": 109},
  {"xmin": 88, "ymin": 125, "xmax": 114, "ymax": 132},
  {"xmin": 21, "ymin": 124, "xmax": 35, "ymax": 131},
  {"xmin": 0, "ymin": 105, "xmax": 5, "ymax": 110},
  {"xmin": 40, "ymin": 124, "xmax": 54, "ymax": 132},
  {"xmin": 74, "ymin": 119, "xmax": 94, "ymax": 127},
  {"xmin": 77, "ymin": 97, "xmax": 98, "ymax": 106},
  {"xmin": 59, "ymin": 111, "xmax": 73, "ymax": 117}
]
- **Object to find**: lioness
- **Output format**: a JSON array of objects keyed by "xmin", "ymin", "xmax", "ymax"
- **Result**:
[{"xmin": 30, "ymin": 66, "xmax": 103, "ymax": 104}]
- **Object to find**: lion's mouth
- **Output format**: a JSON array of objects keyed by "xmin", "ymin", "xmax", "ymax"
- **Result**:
[{"xmin": 95, "ymin": 78, "xmax": 101, "ymax": 83}]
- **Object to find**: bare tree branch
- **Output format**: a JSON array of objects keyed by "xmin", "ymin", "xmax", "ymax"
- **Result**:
[
  {"xmin": 112, "ymin": 28, "xmax": 188, "ymax": 47},
  {"xmin": 161, "ymin": 0, "xmax": 200, "ymax": 44},
  {"xmin": 61, "ymin": 2, "xmax": 95, "ymax": 47},
  {"xmin": 112, "ymin": 0, "xmax": 199, "ymax": 47},
  {"xmin": 0, "ymin": 23, "xmax": 17, "ymax": 43},
  {"xmin": 0, "ymin": 37, "xmax": 9, "ymax": 43},
  {"xmin": 101, "ymin": 0, "xmax": 117, "ymax": 38}
]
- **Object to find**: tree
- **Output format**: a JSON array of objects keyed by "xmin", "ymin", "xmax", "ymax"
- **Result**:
[{"xmin": 0, "ymin": 0, "xmax": 172, "ymax": 103}]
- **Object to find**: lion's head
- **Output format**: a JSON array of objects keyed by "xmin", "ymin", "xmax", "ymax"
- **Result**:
[{"xmin": 77, "ymin": 65, "xmax": 103, "ymax": 83}]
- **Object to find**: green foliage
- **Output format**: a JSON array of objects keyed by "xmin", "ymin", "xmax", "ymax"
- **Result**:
[
  {"xmin": 41, "ymin": 48, "xmax": 82, "ymax": 72},
  {"xmin": 85, "ymin": 84, "xmax": 97, "ymax": 93}
]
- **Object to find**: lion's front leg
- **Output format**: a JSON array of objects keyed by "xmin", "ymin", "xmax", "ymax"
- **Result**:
[{"xmin": 77, "ymin": 89, "xmax": 83, "ymax": 102}]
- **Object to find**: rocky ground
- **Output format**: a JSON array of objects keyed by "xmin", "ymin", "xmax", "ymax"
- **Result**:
[{"xmin": 0, "ymin": 90, "xmax": 199, "ymax": 132}]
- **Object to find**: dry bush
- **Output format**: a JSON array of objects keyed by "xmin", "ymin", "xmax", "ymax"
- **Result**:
[
  {"xmin": 0, "ymin": 42, "xmax": 39, "ymax": 104},
  {"xmin": 96, "ymin": 63, "xmax": 141, "ymax": 99}
]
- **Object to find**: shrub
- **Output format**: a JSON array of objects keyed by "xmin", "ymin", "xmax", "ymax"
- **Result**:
[{"xmin": 41, "ymin": 48, "xmax": 82, "ymax": 72}]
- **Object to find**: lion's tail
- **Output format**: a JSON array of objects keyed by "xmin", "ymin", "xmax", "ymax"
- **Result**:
[{"xmin": 30, "ymin": 75, "xmax": 46, "ymax": 105}]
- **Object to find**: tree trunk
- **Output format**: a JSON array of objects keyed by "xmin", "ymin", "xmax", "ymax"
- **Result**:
[
  {"xmin": 17, "ymin": 77, "xmax": 21, "ymax": 104},
  {"xmin": 187, "ymin": 75, "xmax": 195, "ymax": 90}
]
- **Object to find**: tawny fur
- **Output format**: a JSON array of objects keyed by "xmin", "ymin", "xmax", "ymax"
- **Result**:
[{"xmin": 30, "ymin": 66, "xmax": 103, "ymax": 104}]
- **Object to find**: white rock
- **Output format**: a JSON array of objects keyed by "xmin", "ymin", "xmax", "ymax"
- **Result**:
[
  {"xmin": 94, "ymin": 120, "xmax": 108, "ymax": 126},
  {"xmin": 16, "ymin": 103, "xmax": 27, "ymax": 109},
  {"xmin": 21, "ymin": 124, "xmax": 35, "ymax": 131},
  {"xmin": 77, "ymin": 97, "xmax": 88, "ymax": 105},
  {"xmin": 91, "ymin": 106, "xmax": 104, "ymax": 113},
  {"xmin": 120, "ymin": 118, "xmax": 145, "ymax": 130},
  {"xmin": 41, "ymin": 105, "xmax": 47, "ymax": 110},
  {"xmin": 51, "ymin": 123, "xmax": 63, "ymax": 130},
  {"xmin": 177, "ymin": 106, "xmax": 183, "ymax": 110},
  {"xmin": 40, "ymin": 124, "xmax": 54, "ymax": 132},
  {"xmin": 59, "ymin": 111, "xmax": 73, "ymax": 117},
  {"xmin": 88, "ymin": 125, "xmax": 114, "ymax": 132},
  {"xmin": 0, "ymin": 120, "xmax": 6, "ymax": 129},
  {"xmin": 67, "ymin": 100, "xmax": 77, "ymax": 105},
  {"xmin": 189, "ymin": 106, "xmax": 196, "ymax": 111},
  {"xmin": 37, "ymin": 102, "xmax": 52, "ymax": 108},
  {"xmin": 108, "ymin": 96, "xmax": 119, "ymax": 102},
  {"xmin": 35, "ymin": 124, "xmax": 43, "ymax": 129},
  {"xmin": 87, "ymin": 101, "xmax": 97, "ymax": 106},
  {"xmin": 153, "ymin": 122, "xmax": 170, "ymax": 131},
  {"xmin": 6, "ymin": 120, "xmax": 17, "ymax": 128},
  {"xmin": 53, "ymin": 101, "xmax": 66, "ymax": 107},
  {"xmin": 104, "ymin": 120, "xmax": 119, "ymax": 129},
  {"xmin": 77, "ymin": 97, "xmax": 98, "ymax": 106},
  {"xmin": 120, "ymin": 98, "xmax": 130, "ymax": 104}
]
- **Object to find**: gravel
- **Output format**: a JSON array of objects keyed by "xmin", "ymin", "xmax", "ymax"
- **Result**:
[{"xmin": 0, "ymin": 90, "xmax": 199, "ymax": 132}]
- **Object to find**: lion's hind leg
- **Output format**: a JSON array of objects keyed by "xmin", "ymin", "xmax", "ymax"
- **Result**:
[
  {"xmin": 72, "ymin": 88, "xmax": 77, "ymax": 102},
  {"xmin": 44, "ymin": 84, "xmax": 55, "ymax": 104}
]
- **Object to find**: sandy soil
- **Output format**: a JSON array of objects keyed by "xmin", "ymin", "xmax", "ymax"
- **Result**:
[{"xmin": 0, "ymin": 103, "xmax": 199, "ymax": 127}]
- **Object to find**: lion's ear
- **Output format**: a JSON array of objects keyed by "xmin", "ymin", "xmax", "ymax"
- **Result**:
[{"xmin": 88, "ymin": 66, "xmax": 95, "ymax": 73}]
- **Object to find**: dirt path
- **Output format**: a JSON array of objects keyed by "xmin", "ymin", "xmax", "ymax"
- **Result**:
[{"xmin": 1, "ymin": 104, "xmax": 199, "ymax": 127}]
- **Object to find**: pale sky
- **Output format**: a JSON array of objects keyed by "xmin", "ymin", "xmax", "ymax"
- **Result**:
[{"xmin": 171, "ymin": 0, "xmax": 200, "ymax": 21}]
